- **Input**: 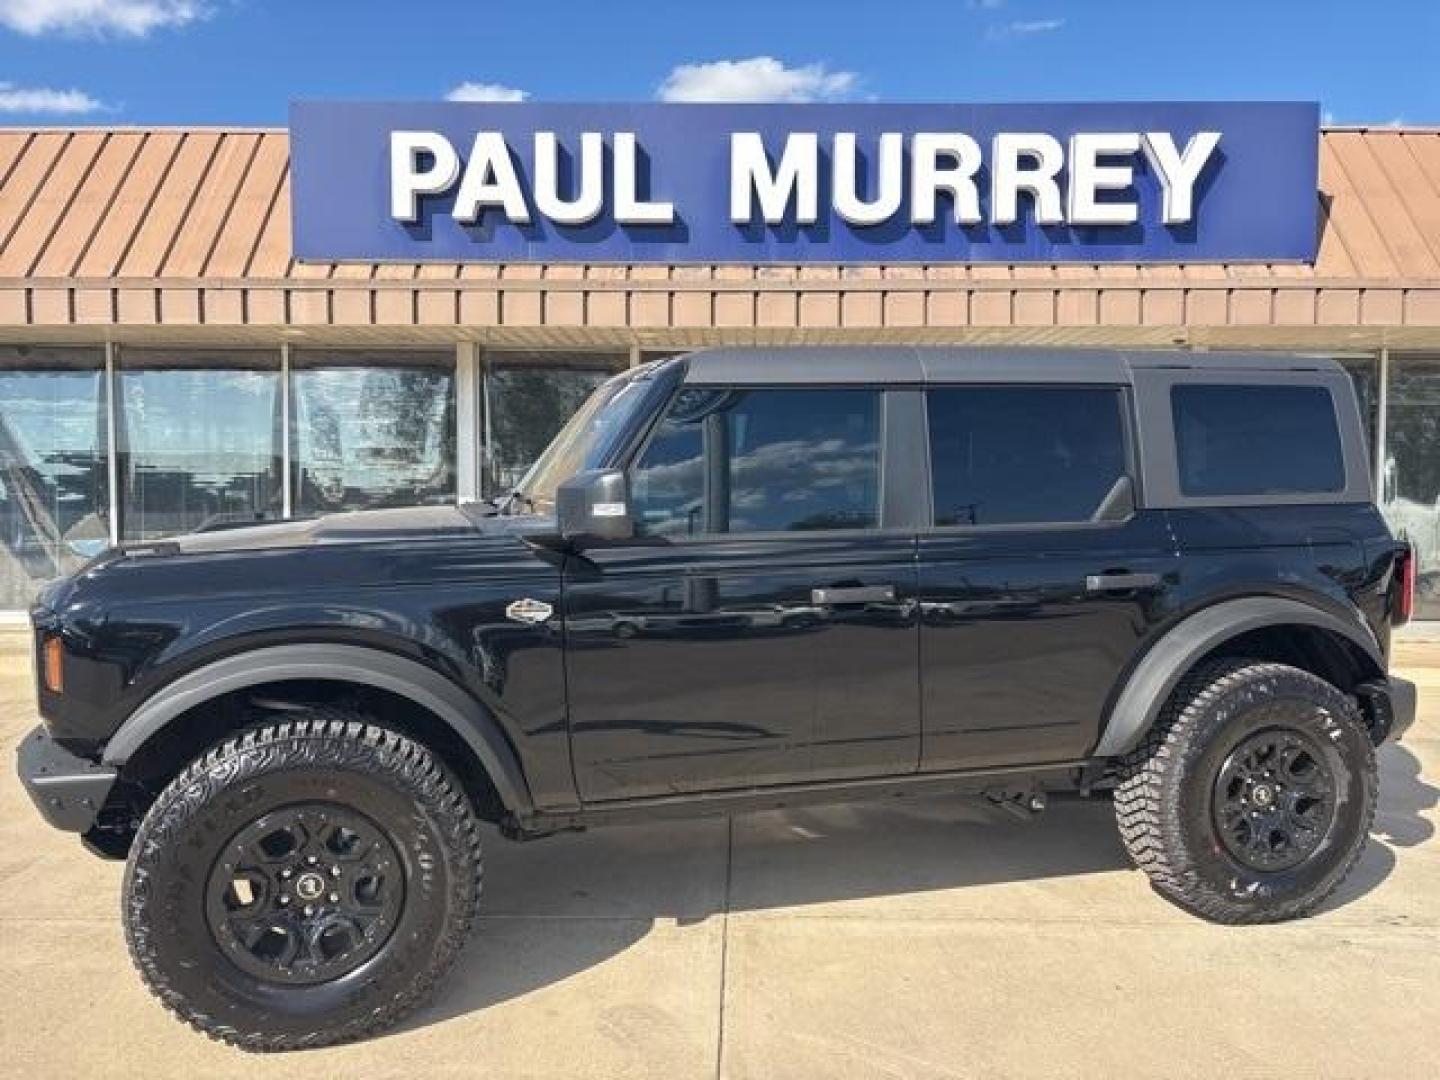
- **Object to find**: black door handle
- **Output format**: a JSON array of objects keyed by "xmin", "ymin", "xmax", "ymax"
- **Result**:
[
  {"xmin": 812, "ymin": 584, "xmax": 896, "ymax": 605},
  {"xmin": 1085, "ymin": 572, "xmax": 1162, "ymax": 592}
]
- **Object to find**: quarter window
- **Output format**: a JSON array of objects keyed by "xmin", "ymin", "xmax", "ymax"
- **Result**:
[
  {"xmin": 926, "ymin": 387, "xmax": 1128, "ymax": 526},
  {"xmin": 1172, "ymin": 384, "xmax": 1344, "ymax": 497},
  {"xmin": 630, "ymin": 388, "xmax": 882, "ymax": 536}
]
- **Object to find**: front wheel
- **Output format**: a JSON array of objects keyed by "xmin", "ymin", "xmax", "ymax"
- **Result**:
[
  {"xmin": 1114, "ymin": 659, "xmax": 1376, "ymax": 924},
  {"xmin": 123, "ymin": 711, "xmax": 483, "ymax": 1051}
]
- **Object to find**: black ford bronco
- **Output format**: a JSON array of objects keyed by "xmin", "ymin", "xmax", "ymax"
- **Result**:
[{"xmin": 18, "ymin": 347, "xmax": 1418, "ymax": 1050}]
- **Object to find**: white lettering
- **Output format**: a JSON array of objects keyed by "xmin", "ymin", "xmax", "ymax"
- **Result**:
[
  {"xmin": 1067, "ymin": 132, "xmax": 1141, "ymax": 226},
  {"xmin": 1141, "ymin": 131, "xmax": 1221, "ymax": 224},
  {"xmin": 613, "ymin": 131, "xmax": 675, "ymax": 225},
  {"xmin": 533, "ymin": 131, "xmax": 604, "ymax": 225},
  {"xmin": 730, "ymin": 132, "xmax": 819, "ymax": 224},
  {"xmin": 389, "ymin": 131, "xmax": 460, "ymax": 223},
  {"xmin": 991, "ymin": 132, "xmax": 1065, "ymax": 226},
  {"xmin": 452, "ymin": 131, "xmax": 530, "ymax": 225},
  {"xmin": 910, "ymin": 132, "xmax": 983, "ymax": 225},
  {"xmin": 833, "ymin": 131, "xmax": 904, "ymax": 226}
]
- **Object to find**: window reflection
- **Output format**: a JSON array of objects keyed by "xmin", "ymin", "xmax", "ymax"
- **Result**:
[
  {"xmin": 291, "ymin": 352, "xmax": 456, "ymax": 514},
  {"xmin": 1383, "ymin": 354, "xmax": 1440, "ymax": 620},
  {"xmin": 0, "ymin": 348, "xmax": 109, "ymax": 609},
  {"xmin": 483, "ymin": 351, "xmax": 627, "ymax": 497},
  {"xmin": 118, "ymin": 351, "xmax": 282, "ymax": 540},
  {"xmin": 631, "ymin": 388, "xmax": 881, "ymax": 535}
]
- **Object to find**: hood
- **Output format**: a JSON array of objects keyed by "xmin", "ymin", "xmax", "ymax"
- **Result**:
[{"xmin": 163, "ymin": 504, "xmax": 495, "ymax": 555}]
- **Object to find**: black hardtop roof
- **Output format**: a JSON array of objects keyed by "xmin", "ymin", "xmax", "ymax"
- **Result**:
[{"xmin": 678, "ymin": 347, "xmax": 1345, "ymax": 386}]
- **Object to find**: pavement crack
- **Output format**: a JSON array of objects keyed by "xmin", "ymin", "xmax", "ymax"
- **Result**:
[{"xmin": 715, "ymin": 814, "xmax": 734, "ymax": 1080}]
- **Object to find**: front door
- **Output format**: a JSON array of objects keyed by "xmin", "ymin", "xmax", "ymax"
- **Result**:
[
  {"xmin": 915, "ymin": 383, "xmax": 1177, "ymax": 770},
  {"xmin": 563, "ymin": 384, "xmax": 921, "ymax": 801}
]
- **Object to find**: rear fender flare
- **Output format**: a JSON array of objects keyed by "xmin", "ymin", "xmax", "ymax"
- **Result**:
[
  {"xmin": 102, "ymin": 643, "xmax": 533, "ymax": 815},
  {"xmin": 1093, "ymin": 597, "xmax": 1384, "ymax": 758}
]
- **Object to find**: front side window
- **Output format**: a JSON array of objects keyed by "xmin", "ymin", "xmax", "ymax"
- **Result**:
[
  {"xmin": 1172, "ymin": 384, "xmax": 1344, "ymax": 497},
  {"xmin": 630, "ymin": 387, "xmax": 882, "ymax": 536},
  {"xmin": 927, "ymin": 386, "xmax": 1128, "ymax": 526}
]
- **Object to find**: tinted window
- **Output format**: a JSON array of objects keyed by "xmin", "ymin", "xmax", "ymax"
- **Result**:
[
  {"xmin": 1172, "ymin": 385, "xmax": 1344, "ymax": 497},
  {"xmin": 927, "ymin": 387, "xmax": 1127, "ymax": 526},
  {"xmin": 630, "ymin": 388, "xmax": 881, "ymax": 536}
]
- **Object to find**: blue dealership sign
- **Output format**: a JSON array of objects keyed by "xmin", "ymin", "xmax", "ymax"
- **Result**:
[{"xmin": 289, "ymin": 101, "xmax": 1319, "ymax": 264}]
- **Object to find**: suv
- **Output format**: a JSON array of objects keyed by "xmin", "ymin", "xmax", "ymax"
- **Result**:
[{"xmin": 18, "ymin": 347, "xmax": 1418, "ymax": 1050}]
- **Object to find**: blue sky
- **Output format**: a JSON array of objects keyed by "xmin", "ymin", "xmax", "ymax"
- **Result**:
[{"xmin": 0, "ymin": 0, "xmax": 1435, "ymax": 125}]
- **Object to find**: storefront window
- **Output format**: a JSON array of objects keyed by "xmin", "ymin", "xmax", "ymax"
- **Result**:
[
  {"xmin": 0, "ymin": 347, "xmax": 109, "ymax": 609},
  {"xmin": 291, "ymin": 350, "xmax": 456, "ymax": 514},
  {"xmin": 1383, "ymin": 354, "xmax": 1440, "ymax": 620},
  {"xmin": 482, "ymin": 351, "xmax": 627, "ymax": 497},
  {"xmin": 118, "ymin": 350, "xmax": 282, "ymax": 540}
]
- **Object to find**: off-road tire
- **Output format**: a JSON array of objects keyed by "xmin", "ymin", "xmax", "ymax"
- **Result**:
[
  {"xmin": 122, "ymin": 710, "xmax": 483, "ymax": 1051},
  {"xmin": 1114, "ymin": 659, "xmax": 1376, "ymax": 924}
]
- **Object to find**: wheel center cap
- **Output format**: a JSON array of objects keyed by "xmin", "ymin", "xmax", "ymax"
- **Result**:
[
  {"xmin": 294, "ymin": 872, "xmax": 326, "ymax": 901},
  {"xmin": 1251, "ymin": 783, "xmax": 1276, "ymax": 807}
]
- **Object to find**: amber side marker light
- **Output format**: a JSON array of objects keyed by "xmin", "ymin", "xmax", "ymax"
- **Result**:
[{"xmin": 42, "ymin": 634, "xmax": 64, "ymax": 694}]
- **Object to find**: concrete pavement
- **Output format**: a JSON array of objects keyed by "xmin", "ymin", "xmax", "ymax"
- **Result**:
[{"xmin": 1, "ymin": 631, "xmax": 1436, "ymax": 1079}]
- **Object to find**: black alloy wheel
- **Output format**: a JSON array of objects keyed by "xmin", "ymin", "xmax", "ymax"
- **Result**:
[
  {"xmin": 205, "ymin": 803, "xmax": 405, "ymax": 985},
  {"xmin": 124, "ymin": 711, "xmax": 483, "ymax": 1051},
  {"xmin": 1211, "ymin": 726, "xmax": 1339, "ymax": 872},
  {"xmin": 1115, "ymin": 659, "xmax": 1376, "ymax": 924}
]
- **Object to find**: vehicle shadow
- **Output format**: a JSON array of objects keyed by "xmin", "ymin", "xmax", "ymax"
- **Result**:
[
  {"xmin": 407, "ymin": 742, "xmax": 1437, "ymax": 1035},
  {"xmin": 1322, "ymin": 742, "xmax": 1438, "ymax": 910},
  {"xmin": 409, "ymin": 793, "xmax": 1128, "ymax": 1030}
]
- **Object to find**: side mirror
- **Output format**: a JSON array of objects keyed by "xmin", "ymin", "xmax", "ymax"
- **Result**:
[{"xmin": 556, "ymin": 469, "xmax": 634, "ymax": 544}]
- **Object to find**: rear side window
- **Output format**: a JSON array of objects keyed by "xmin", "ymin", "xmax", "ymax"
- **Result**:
[
  {"xmin": 926, "ymin": 387, "xmax": 1128, "ymax": 526},
  {"xmin": 629, "ymin": 387, "xmax": 882, "ymax": 536},
  {"xmin": 1171, "ymin": 385, "xmax": 1344, "ymax": 497}
]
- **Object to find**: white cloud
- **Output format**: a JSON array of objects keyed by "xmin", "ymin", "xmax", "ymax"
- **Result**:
[
  {"xmin": 1002, "ymin": 17, "xmax": 1065, "ymax": 34},
  {"xmin": 967, "ymin": 0, "xmax": 1006, "ymax": 8},
  {"xmin": 0, "ymin": 0, "xmax": 206, "ymax": 36},
  {"xmin": 445, "ymin": 81, "xmax": 529, "ymax": 103},
  {"xmin": 657, "ymin": 56, "xmax": 859, "ymax": 103},
  {"xmin": 0, "ymin": 81, "xmax": 106, "ymax": 113}
]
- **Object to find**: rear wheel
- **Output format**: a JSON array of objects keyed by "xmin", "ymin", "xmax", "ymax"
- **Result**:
[
  {"xmin": 1114, "ymin": 659, "xmax": 1376, "ymax": 924},
  {"xmin": 123, "ymin": 711, "xmax": 482, "ymax": 1051}
]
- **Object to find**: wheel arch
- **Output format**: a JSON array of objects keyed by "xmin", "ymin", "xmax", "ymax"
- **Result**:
[
  {"xmin": 1093, "ymin": 597, "xmax": 1385, "ymax": 758},
  {"xmin": 104, "ymin": 644, "xmax": 534, "ymax": 820}
]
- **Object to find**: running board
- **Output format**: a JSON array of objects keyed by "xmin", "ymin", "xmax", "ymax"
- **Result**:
[{"xmin": 512, "ymin": 761, "xmax": 1088, "ymax": 835}]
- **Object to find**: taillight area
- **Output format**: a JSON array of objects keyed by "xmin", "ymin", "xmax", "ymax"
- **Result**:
[
  {"xmin": 41, "ymin": 633, "xmax": 64, "ymax": 694},
  {"xmin": 1394, "ymin": 545, "xmax": 1417, "ymax": 627}
]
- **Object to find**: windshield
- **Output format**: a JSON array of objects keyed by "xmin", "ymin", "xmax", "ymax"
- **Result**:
[{"xmin": 509, "ymin": 371, "xmax": 652, "ymax": 512}]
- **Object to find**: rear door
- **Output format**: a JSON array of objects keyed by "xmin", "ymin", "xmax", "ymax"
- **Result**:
[
  {"xmin": 916, "ymin": 383, "xmax": 1178, "ymax": 770},
  {"xmin": 563, "ymin": 384, "xmax": 922, "ymax": 801}
]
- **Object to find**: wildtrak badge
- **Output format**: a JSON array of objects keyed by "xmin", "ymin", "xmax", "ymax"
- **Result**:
[{"xmin": 289, "ymin": 102, "xmax": 1320, "ymax": 264}]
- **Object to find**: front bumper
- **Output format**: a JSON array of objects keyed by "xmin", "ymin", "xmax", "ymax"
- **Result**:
[{"xmin": 16, "ymin": 726, "xmax": 117, "ymax": 833}]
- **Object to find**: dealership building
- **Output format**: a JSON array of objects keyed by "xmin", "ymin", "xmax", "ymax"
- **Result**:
[{"xmin": 1, "ymin": 105, "xmax": 1439, "ymax": 619}]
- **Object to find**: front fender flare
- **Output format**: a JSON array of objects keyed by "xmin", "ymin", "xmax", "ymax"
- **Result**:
[
  {"xmin": 102, "ymin": 643, "xmax": 534, "ymax": 816},
  {"xmin": 1092, "ymin": 597, "xmax": 1384, "ymax": 758}
]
